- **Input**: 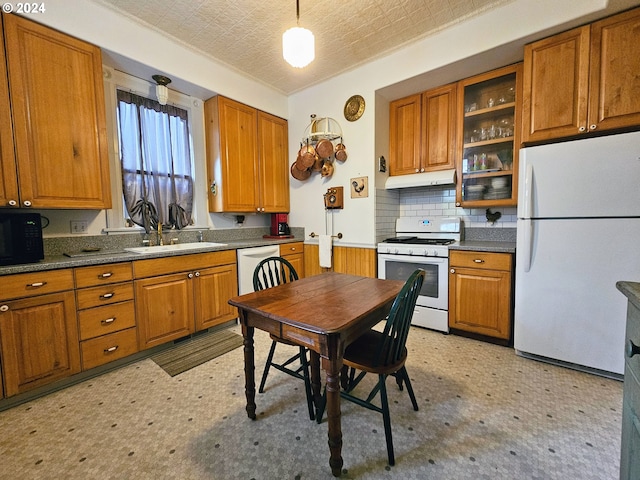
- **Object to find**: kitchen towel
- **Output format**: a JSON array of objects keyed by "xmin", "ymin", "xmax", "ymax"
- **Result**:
[{"xmin": 319, "ymin": 234, "xmax": 333, "ymax": 268}]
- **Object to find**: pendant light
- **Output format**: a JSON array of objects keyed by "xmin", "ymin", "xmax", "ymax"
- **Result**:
[
  {"xmin": 282, "ymin": 0, "xmax": 314, "ymax": 68},
  {"xmin": 152, "ymin": 75, "xmax": 171, "ymax": 105}
]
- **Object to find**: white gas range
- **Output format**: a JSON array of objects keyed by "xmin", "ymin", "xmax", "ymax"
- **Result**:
[{"xmin": 377, "ymin": 217, "xmax": 462, "ymax": 333}]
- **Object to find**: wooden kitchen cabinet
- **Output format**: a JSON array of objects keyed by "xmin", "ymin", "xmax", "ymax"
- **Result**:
[
  {"xmin": 0, "ymin": 269, "xmax": 80, "ymax": 397},
  {"xmin": 0, "ymin": 15, "xmax": 17, "ymax": 209},
  {"xmin": 389, "ymin": 83, "xmax": 457, "ymax": 177},
  {"xmin": 456, "ymin": 64, "xmax": 522, "ymax": 208},
  {"xmin": 0, "ymin": 13, "xmax": 111, "ymax": 209},
  {"xmin": 280, "ymin": 242, "xmax": 304, "ymax": 278},
  {"xmin": 449, "ymin": 250, "xmax": 513, "ymax": 342},
  {"xmin": 75, "ymin": 263, "xmax": 138, "ymax": 370},
  {"xmin": 522, "ymin": 7, "xmax": 640, "ymax": 144},
  {"xmin": 205, "ymin": 95, "xmax": 289, "ymax": 213},
  {"xmin": 133, "ymin": 251, "xmax": 238, "ymax": 350},
  {"xmin": 304, "ymin": 244, "xmax": 377, "ymax": 278}
]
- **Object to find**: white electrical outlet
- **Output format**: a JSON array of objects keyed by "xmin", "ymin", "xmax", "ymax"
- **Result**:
[{"xmin": 70, "ymin": 221, "xmax": 88, "ymax": 234}]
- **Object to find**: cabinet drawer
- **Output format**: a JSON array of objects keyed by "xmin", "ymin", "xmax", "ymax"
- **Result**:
[
  {"xmin": 80, "ymin": 327, "xmax": 138, "ymax": 370},
  {"xmin": 75, "ymin": 263, "xmax": 133, "ymax": 288},
  {"xmin": 0, "ymin": 269, "xmax": 74, "ymax": 300},
  {"xmin": 133, "ymin": 250, "xmax": 236, "ymax": 278},
  {"xmin": 77, "ymin": 301, "xmax": 136, "ymax": 341},
  {"xmin": 280, "ymin": 242, "xmax": 304, "ymax": 256},
  {"xmin": 450, "ymin": 251, "xmax": 512, "ymax": 271},
  {"xmin": 76, "ymin": 282, "xmax": 134, "ymax": 310}
]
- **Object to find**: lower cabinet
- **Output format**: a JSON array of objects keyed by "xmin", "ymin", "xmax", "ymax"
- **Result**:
[
  {"xmin": 0, "ymin": 287, "xmax": 80, "ymax": 397},
  {"xmin": 280, "ymin": 242, "xmax": 304, "ymax": 278},
  {"xmin": 304, "ymin": 244, "xmax": 377, "ymax": 278},
  {"xmin": 134, "ymin": 251, "xmax": 238, "ymax": 350},
  {"xmin": 74, "ymin": 263, "xmax": 138, "ymax": 370},
  {"xmin": 448, "ymin": 250, "xmax": 513, "ymax": 341}
]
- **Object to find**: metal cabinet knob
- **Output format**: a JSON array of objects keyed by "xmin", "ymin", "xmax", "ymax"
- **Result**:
[
  {"xmin": 188, "ymin": 273, "xmax": 194, "ymax": 279},
  {"xmin": 0, "ymin": 305, "xmax": 8, "ymax": 312},
  {"xmin": 627, "ymin": 340, "xmax": 640, "ymax": 358},
  {"xmin": 450, "ymin": 268, "xmax": 455, "ymax": 274},
  {"xmin": 194, "ymin": 271, "xmax": 200, "ymax": 277},
  {"xmin": 8, "ymin": 200, "xmax": 17, "ymax": 206},
  {"xmin": 579, "ymin": 126, "xmax": 586, "ymax": 132},
  {"xmin": 23, "ymin": 200, "xmax": 32, "ymax": 207},
  {"xmin": 590, "ymin": 124, "xmax": 597, "ymax": 130}
]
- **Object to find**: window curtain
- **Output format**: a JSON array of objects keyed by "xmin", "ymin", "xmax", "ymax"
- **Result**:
[{"xmin": 117, "ymin": 90, "xmax": 193, "ymax": 233}]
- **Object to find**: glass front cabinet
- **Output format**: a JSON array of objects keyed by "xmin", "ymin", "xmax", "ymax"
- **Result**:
[{"xmin": 456, "ymin": 64, "xmax": 522, "ymax": 207}]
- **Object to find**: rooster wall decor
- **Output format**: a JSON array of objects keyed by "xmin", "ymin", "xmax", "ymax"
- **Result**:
[{"xmin": 486, "ymin": 209, "xmax": 502, "ymax": 224}]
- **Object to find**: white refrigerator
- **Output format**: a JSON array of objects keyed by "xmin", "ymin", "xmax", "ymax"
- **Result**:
[{"xmin": 515, "ymin": 131, "xmax": 640, "ymax": 376}]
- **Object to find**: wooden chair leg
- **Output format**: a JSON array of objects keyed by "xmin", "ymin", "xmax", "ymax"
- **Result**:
[
  {"xmin": 379, "ymin": 374, "xmax": 395, "ymax": 466},
  {"xmin": 399, "ymin": 367, "xmax": 419, "ymax": 411},
  {"xmin": 259, "ymin": 340, "xmax": 278, "ymax": 393},
  {"xmin": 299, "ymin": 346, "xmax": 315, "ymax": 421}
]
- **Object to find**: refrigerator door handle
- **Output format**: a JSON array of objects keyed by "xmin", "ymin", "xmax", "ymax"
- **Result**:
[
  {"xmin": 522, "ymin": 219, "xmax": 533, "ymax": 272},
  {"xmin": 523, "ymin": 162, "xmax": 534, "ymax": 219}
]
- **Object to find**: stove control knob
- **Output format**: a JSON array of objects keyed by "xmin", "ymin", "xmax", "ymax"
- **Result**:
[
  {"xmin": 422, "ymin": 249, "xmax": 429, "ymax": 256},
  {"xmin": 393, "ymin": 248, "xmax": 399, "ymax": 255},
  {"xmin": 407, "ymin": 249, "xmax": 413, "ymax": 255}
]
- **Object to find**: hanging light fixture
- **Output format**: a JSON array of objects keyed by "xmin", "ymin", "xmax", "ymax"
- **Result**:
[
  {"xmin": 282, "ymin": 0, "xmax": 314, "ymax": 68},
  {"xmin": 152, "ymin": 74, "xmax": 171, "ymax": 105}
]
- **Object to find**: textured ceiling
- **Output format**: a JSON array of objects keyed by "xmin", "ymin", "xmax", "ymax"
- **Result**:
[{"xmin": 93, "ymin": 0, "xmax": 514, "ymax": 95}]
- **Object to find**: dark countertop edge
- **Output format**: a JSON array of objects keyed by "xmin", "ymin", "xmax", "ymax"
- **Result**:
[
  {"xmin": 0, "ymin": 237, "xmax": 302, "ymax": 276},
  {"xmin": 617, "ymin": 281, "xmax": 640, "ymax": 310},
  {"xmin": 450, "ymin": 240, "xmax": 516, "ymax": 254}
]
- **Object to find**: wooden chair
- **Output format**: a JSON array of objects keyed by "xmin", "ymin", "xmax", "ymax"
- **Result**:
[
  {"xmin": 317, "ymin": 269, "xmax": 425, "ymax": 465},
  {"xmin": 252, "ymin": 256, "xmax": 315, "ymax": 420}
]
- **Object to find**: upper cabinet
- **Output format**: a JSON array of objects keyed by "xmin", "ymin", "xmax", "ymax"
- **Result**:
[
  {"xmin": 456, "ymin": 64, "xmax": 522, "ymax": 207},
  {"xmin": 522, "ymin": 7, "xmax": 640, "ymax": 144},
  {"xmin": 205, "ymin": 95, "xmax": 289, "ymax": 213},
  {"xmin": 389, "ymin": 83, "xmax": 457, "ymax": 176},
  {"xmin": 0, "ymin": 13, "xmax": 111, "ymax": 209}
]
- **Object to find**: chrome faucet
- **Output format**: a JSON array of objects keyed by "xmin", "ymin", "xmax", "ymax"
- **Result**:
[
  {"xmin": 157, "ymin": 222, "xmax": 164, "ymax": 246},
  {"xmin": 197, "ymin": 231, "xmax": 203, "ymax": 243}
]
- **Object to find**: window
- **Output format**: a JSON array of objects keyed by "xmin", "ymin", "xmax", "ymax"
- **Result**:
[{"xmin": 116, "ymin": 90, "xmax": 193, "ymax": 233}]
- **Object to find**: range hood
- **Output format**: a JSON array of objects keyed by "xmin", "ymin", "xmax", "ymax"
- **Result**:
[{"xmin": 384, "ymin": 168, "xmax": 456, "ymax": 189}]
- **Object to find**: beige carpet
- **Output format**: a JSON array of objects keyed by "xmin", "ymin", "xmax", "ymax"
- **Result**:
[
  {"xmin": 0, "ymin": 325, "xmax": 623, "ymax": 479},
  {"xmin": 150, "ymin": 329, "xmax": 244, "ymax": 376}
]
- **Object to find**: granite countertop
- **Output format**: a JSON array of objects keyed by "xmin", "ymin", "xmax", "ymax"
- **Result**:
[
  {"xmin": 617, "ymin": 281, "xmax": 640, "ymax": 310},
  {"xmin": 0, "ymin": 236, "xmax": 302, "ymax": 276},
  {"xmin": 451, "ymin": 240, "xmax": 516, "ymax": 254}
]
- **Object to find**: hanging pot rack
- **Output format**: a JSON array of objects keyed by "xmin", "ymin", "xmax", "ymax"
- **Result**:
[{"xmin": 302, "ymin": 114, "xmax": 343, "ymax": 144}]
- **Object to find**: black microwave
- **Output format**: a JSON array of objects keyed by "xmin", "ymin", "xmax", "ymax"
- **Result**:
[{"xmin": 0, "ymin": 212, "xmax": 44, "ymax": 266}]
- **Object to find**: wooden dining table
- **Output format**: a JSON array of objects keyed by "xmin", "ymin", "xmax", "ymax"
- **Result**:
[{"xmin": 228, "ymin": 271, "xmax": 404, "ymax": 477}]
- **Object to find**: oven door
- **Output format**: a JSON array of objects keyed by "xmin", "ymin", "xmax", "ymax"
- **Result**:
[{"xmin": 377, "ymin": 253, "xmax": 448, "ymax": 310}]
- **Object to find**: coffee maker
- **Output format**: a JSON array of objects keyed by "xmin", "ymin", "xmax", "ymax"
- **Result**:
[{"xmin": 269, "ymin": 213, "xmax": 291, "ymax": 237}]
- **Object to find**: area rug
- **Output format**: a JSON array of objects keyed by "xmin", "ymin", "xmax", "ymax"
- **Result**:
[{"xmin": 151, "ymin": 329, "xmax": 244, "ymax": 376}]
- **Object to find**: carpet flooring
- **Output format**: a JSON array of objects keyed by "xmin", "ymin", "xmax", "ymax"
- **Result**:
[
  {"xmin": 151, "ymin": 330, "xmax": 244, "ymax": 377},
  {"xmin": 0, "ymin": 325, "xmax": 623, "ymax": 479}
]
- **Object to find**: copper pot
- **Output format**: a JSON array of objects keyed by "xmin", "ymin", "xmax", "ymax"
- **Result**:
[
  {"xmin": 335, "ymin": 143, "xmax": 348, "ymax": 162},
  {"xmin": 291, "ymin": 162, "xmax": 311, "ymax": 181},
  {"xmin": 311, "ymin": 156, "xmax": 324, "ymax": 172},
  {"xmin": 298, "ymin": 144, "xmax": 316, "ymax": 169},
  {"xmin": 315, "ymin": 138, "xmax": 334, "ymax": 159}
]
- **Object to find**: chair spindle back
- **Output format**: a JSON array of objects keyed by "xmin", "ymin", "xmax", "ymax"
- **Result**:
[{"xmin": 253, "ymin": 256, "xmax": 299, "ymax": 291}]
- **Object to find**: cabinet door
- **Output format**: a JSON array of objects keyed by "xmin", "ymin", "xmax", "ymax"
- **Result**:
[
  {"xmin": 421, "ymin": 83, "xmax": 457, "ymax": 171},
  {"xmin": 589, "ymin": 7, "xmax": 640, "ymax": 132},
  {"xmin": 257, "ymin": 111, "xmax": 289, "ymax": 212},
  {"xmin": 206, "ymin": 96, "xmax": 258, "ymax": 212},
  {"xmin": 0, "ymin": 291, "xmax": 80, "ymax": 397},
  {"xmin": 194, "ymin": 263, "xmax": 238, "ymax": 331},
  {"xmin": 283, "ymin": 253, "xmax": 304, "ymax": 279},
  {"xmin": 0, "ymin": 16, "xmax": 18, "ymax": 208},
  {"xmin": 3, "ymin": 14, "xmax": 111, "ymax": 209},
  {"xmin": 522, "ymin": 26, "xmax": 590, "ymax": 143},
  {"xmin": 449, "ymin": 266, "xmax": 512, "ymax": 340},
  {"xmin": 135, "ymin": 273, "xmax": 195, "ymax": 349},
  {"xmin": 389, "ymin": 94, "xmax": 421, "ymax": 176}
]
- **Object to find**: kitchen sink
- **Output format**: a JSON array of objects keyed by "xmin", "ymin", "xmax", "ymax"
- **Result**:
[{"xmin": 124, "ymin": 242, "xmax": 228, "ymax": 254}]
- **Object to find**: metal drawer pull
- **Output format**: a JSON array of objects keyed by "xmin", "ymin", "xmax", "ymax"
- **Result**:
[
  {"xmin": 474, "ymin": 259, "xmax": 485, "ymax": 263},
  {"xmin": 627, "ymin": 340, "xmax": 640, "ymax": 358},
  {"xmin": 104, "ymin": 345, "xmax": 119, "ymax": 353},
  {"xmin": 0, "ymin": 305, "xmax": 8, "ymax": 312},
  {"xmin": 100, "ymin": 293, "xmax": 115, "ymax": 300},
  {"xmin": 27, "ymin": 281, "xmax": 47, "ymax": 288},
  {"xmin": 99, "ymin": 272, "xmax": 113, "ymax": 279},
  {"xmin": 101, "ymin": 317, "xmax": 116, "ymax": 325}
]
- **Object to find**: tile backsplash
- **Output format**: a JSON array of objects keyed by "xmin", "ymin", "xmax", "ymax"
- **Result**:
[{"xmin": 375, "ymin": 186, "xmax": 516, "ymax": 241}]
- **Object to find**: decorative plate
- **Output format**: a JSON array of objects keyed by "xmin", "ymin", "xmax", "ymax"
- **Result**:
[{"xmin": 344, "ymin": 95, "xmax": 365, "ymax": 122}]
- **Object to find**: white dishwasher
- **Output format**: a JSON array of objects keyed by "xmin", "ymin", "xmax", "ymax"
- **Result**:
[{"xmin": 237, "ymin": 245, "xmax": 281, "ymax": 295}]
